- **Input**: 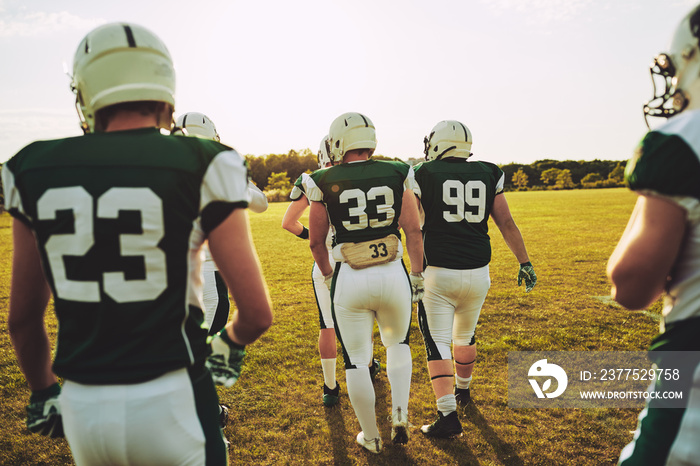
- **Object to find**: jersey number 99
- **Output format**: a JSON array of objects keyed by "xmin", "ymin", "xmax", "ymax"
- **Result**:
[{"xmin": 442, "ymin": 180, "xmax": 486, "ymax": 223}]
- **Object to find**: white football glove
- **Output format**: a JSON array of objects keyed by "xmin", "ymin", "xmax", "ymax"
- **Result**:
[
  {"xmin": 206, "ymin": 329, "xmax": 247, "ymax": 388},
  {"xmin": 324, "ymin": 273, "xmax": 333, "ymax": 291},
  {"xmin": 409, "ymin": 272, "xmax": 425, "ymax": 302},
  {"xmin": 26, "ymin": 383, "xmax": 64, "ymax": 438}
]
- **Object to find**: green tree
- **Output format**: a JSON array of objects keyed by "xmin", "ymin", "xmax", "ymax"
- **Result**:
[
  {"xmin": 581, "ymin": 172, "xmax": 603, "ymax": 184},
  {"xmin": 555, "ymin": 169, "xmax": 575, "ymax": 189},
  {"xmin": 541, "ymin": 168, "xmax": 561, "ymax": 185},
  {"xmin": 608, "ymin": 162, "xmax": 626, "ymax": 183},
  {"xmin": 266, "ymin": 172, "xmax": 292, "ymax": 191},
  {"xmin": 512, "ymin": 168, "xmax": 529, "ymax": 190}
]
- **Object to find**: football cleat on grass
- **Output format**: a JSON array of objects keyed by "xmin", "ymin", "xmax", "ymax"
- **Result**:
[
  {"xmin": 219, "ymin": 404, "xmax": 229, "ymax": 428},
  {"xmin": 369, "ymin": 359, "xmax": 381, "ymax": 382},
  {"xmin": 420, "ymin": 411, "xmax": 463, "ymax": 438},
  {"xmin": 356, "ymin": 431, "xmax": 382, "ymax": 454},
  {"xmin": 390, "ymin": 407, "xmax": 409, "ymax": 444},
  {"xmin": 322, "ymin": 382, "xmax": 340, "ymax": 407},
  {"xmin": 455, "ymin": 387, "xmax": 471, "ymax": 407}
]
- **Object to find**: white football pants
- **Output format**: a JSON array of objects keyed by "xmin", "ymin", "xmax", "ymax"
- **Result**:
[
  {"xmin": 60, "ymin": 368, "xmax": 226, "ymax": 466},
  {"xmin": 332, "ymin": 258, "xmax": 413, "ymax": 439},
  {"xmin": 420, "ymin": 265, "xmax": 490, "ymax": 360}
]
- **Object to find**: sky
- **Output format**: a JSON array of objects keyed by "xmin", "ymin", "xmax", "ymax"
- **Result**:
[{"xmin": 0, "ymin": 0, "xmax": 698, "ymax": 165}]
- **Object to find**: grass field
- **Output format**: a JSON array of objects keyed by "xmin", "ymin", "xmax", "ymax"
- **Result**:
[{"xmin": 0, "ymin": 187, "xmax": 662, "ymax": 465}]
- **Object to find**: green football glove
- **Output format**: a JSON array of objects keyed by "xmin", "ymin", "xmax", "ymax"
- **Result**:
[
  {"xmin": 26, "ymin": 382, "xmax": 64, "ymax": 438},
  {"xmin": 206, "ymin": 329, "xmax": 247, "ymax": 388},
  {"xmin": 518, "ymin": 261, "xmax": 537, "ymax": 292}
]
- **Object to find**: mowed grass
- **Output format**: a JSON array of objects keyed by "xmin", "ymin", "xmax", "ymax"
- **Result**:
[{"xmin": 0, "ymin": 187, "xmax": 660, "ymax": 465}]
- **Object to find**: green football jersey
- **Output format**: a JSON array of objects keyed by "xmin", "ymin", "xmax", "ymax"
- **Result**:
[
  {"xmin": 306, "ymin": 160, "xmax": 413, "ymax": 244},
  {"xmin": 2, "ymin": 128, "xmax": 250, "ymax": 384},
  {"xmin": 625, "ymin": 110, "xmax": 700, "ymax": 325},
  {"xmin": 413, "ymin": 157, "xmax": 504, "ymax": 269}
]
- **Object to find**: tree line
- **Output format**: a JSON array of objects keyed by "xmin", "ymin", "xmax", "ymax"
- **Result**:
[
  {"xmin": 0, "ymin": 157, "xmax": 629, "ymax": 209},
  {"xmin": 248, "ymin": 153, "xmax": 628, "ymax": 201}
]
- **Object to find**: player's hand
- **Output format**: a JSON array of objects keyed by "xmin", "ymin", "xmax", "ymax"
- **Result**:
[
  {"xmin": 409, "ymin": 272, "xmax": 425, "ymax": 302},
  {"xmin": 518, "ymin": 262, "xmax": 537, "ymax": 292},
  {"xmin": 324, "ymin": 273, "xmax": 333, "ymax": 291},
  {"xmin": 26, "ymin": 382, "xmax": 64, "ymax": 438},
  {"xmin": 206, "ymin": 329, "xmax": 247, "ymax": 388}
]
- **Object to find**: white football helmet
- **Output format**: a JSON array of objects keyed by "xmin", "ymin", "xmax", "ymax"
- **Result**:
[
  {"xmin": 173, "ymin": 112, "xmax": 220, "ymax": 141},
  {"xmin": 423, "ymin": 120, "xmax": 473, "ymax": 161},
  {"xmin": 327, "ymin": 112, "xmax": 377, "ymax": 162},
  {"xmin": 643, "ymin": 5, "xmax": 700, "ymax": 127},
  {"xmin": 71, "ymin": 22, "xmax": 176, "ymax": 133},
  {"xmin": 317, "ymin": 135, "xmax": 332, "ymax": 168}
]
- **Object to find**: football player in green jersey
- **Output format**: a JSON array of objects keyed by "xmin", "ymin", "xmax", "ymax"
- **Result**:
[
  {"xmin": 414, "ymin": 120, "xmax": 536, "ymax": 438},
  {"xmin": 173, "ymin": 111, "xmax": 269, "ymax": 430},
  {"xmin": 3, "ymin": 23, "xmax": 272, "ymax": 466},
  {"xmin": 173, "ymin": 111, "xmax": 269, "ymax": 335},
  {"xmin": 283, "ymin": 136, "xmax": 343, "ymax": 406},
  {"xmin": 307, "ymin": 112, "xmax": 424, "ymax": 453},
  {"xmin": 282, "ymin": 135, "xmax": 382, "ymax": 408},
  {"xmin": 607, "ymin": 5, "xmax": 700, "ymax": 465}
]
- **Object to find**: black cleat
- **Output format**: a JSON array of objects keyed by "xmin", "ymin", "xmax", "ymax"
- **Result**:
[
  {"xmin": 420, "ymin": 411, "xmax": 463, "ymax": 438},
  {"xmin": 369, "ymin": 359, "xmax": 381, "ymax": 382},
  {"xmin": 323, "ymin": 382, "xmax": 340, "ymax": 407},
  {"xmin": 455, "ymin": 387, "xmax": 471, "ymax": 407},
  {"xmin": 219, "ymin": 404, "xmax": 229, "ymax": 428},
  {"xmin": 391, "ymin": 407, "xmax": 410, "ymax": 444}
]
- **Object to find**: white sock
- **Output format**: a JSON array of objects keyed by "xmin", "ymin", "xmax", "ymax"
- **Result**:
[
  {"xmin": 346, "ymin": 367, "xmax": 379, "ymax": 439},
  {"xmin": 455, "ymin": 375, "xmax": 472, "ymax": 390},
  {"xmin": 321, "ymin": 358, "xmax": 336, "ymax": 389},
  {"xmin": 386, "ymin": 343, "xmax": 412, "ymax": 415},
  {"xmin": 436, "ymin": 394, "xmax": 457, "ymax": 415}
]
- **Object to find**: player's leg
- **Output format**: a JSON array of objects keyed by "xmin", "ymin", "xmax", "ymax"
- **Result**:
[
  {"xmin": 452, "ymin": 265, "xmax": 490, "ymax": 406},
  {"xmin": 373, "ymin": 260, "xmax": 413, "ymax": 444},
  {"xmin": 620, "ymin": 360, "xmax": 700, "ymax": 465},
  {"xmin": 313, "ymin": 261, "xmax": 340, "ymax": 405},
  {"xmin": 417, "ymin": 266, "xmax": 462, "ymax": 438},
  {"xmin": 61, "ymin": 368, "xmax": 225, "ymax": 466},
  {"xmin": 202, "ymin": 261, "xmax": 226, "ymax": 333},
  {"xmin": 202, "ymin": 265, "xmax": 232, "ymax": 428},
  {"xmin": 333, "ymin": 264, "xmax": 381, "ymax": 449},
  {"xmin": 666, "ymin": 361, "xmax": 700, "ymax": 463},
  {"xmin": 208, "ymin": 271, "xmax": 231, "ymax": 335}
]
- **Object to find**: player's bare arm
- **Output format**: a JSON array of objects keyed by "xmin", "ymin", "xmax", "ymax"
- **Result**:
[
  {"xmin": 398, "ymin": 188, "xmax": 424, "ymax": 274},
  {"xmin": 282, "ymin": 197, "xmax": 310, "ymax": 237},
  {"xmin": 208, "ymin": 208, "xmax": 273, "ymax": 346},
  {"xmin": 309, "ymin": 200, "xmax": 333, "ymax": 277},
  {"xmin": 490, "ymin": 193, "xmax": 530, "ymax": 264},
  {"xmin": 607, "ymin": 194, "xmax": 686, "ymax": 310},
  {"xmin": 7, "ymin": 218, "xmax": 56, "ymax": 392}
]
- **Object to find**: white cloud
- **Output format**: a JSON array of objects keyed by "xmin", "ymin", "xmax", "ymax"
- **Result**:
[{"xmin": 0, "ymin": 10, "xmax": 103, "ymax": 37}]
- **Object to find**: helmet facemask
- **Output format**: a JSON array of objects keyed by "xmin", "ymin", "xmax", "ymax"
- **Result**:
[
  {"xmin": 643, "ymin": 5, "xmax": 700, "ymax": 128},
  {"xmin": 643, "ymin": 53, "xmax": 687, "ymax": 128},
  {"xmin": 317, "ymin": 135, "xmax": 333, "ymax": 169}
]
